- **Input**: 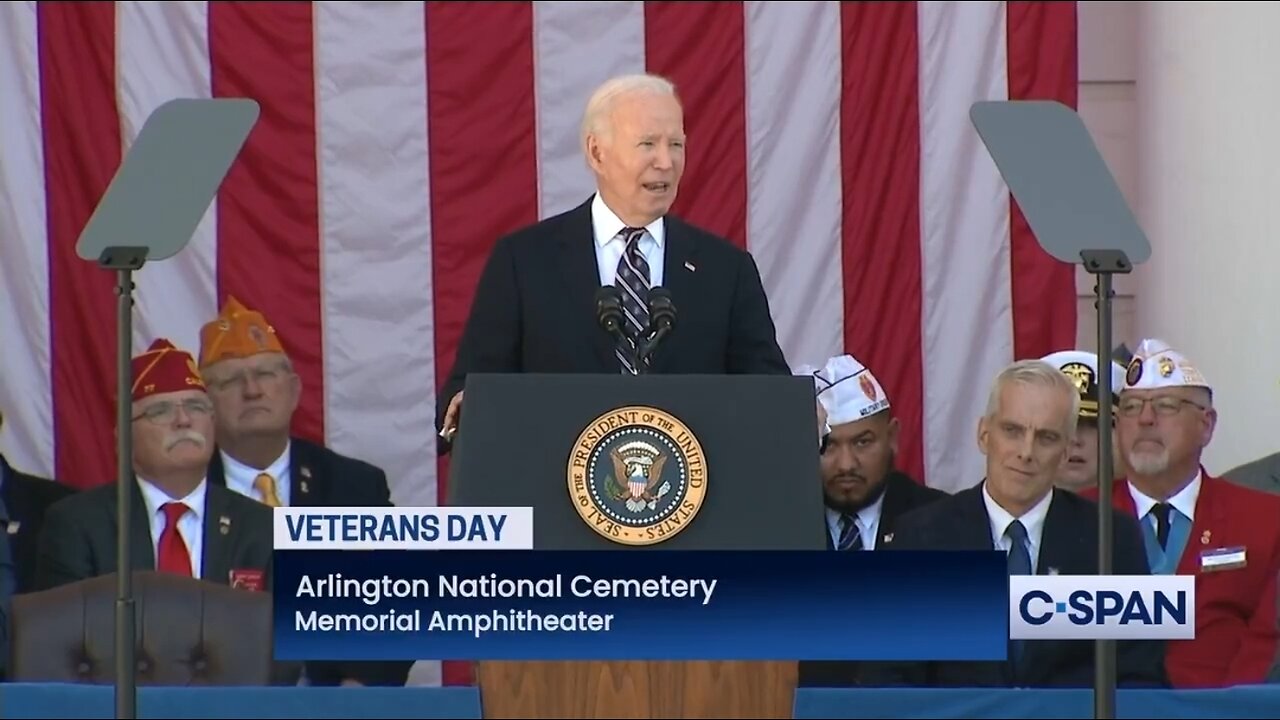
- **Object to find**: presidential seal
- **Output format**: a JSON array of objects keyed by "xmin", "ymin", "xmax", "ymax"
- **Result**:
[{"xmin": 567, "ymin": 406, "xmax": 707, "ymax": 546}]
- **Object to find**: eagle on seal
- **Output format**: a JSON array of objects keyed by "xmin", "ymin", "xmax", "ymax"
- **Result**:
[{"xmin": 610, "ymin": 448, "xmax": 667, "ymax": 510}]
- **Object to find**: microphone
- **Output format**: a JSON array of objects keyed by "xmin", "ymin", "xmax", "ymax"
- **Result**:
[
  {"xmin": 638, "ymin": 287, "xmax": 677, "ymax": 367},
  {"xmin": 595, "ymin": 286, "xmax": 631, "ymax": 351}
]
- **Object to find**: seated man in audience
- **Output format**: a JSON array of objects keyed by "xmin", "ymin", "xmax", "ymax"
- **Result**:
[
  {"xmin": 794, "ymin": 354, "xmax": 949, "ymax": 687},
  {"xmin": 863, "ymin": 359, "xmax": 1166, "ymax": 688},
  {"xmin": 1040, "ymin": 350, "xmax": 1125, "ymax": 494},
  {"xmin": 35, "ymin": 339, "xmax": 273, "ymax": 592},
  {"xmin": 198, "ymin": 297, "xmax": 410, "ymax": 687},
  {"xmin": 0, "ymin": 410, "xmax": 75, "ymax": 593},
  {"xmin": 1085, "ymin": 338, "xmax": 1280, "ymax": 688}
]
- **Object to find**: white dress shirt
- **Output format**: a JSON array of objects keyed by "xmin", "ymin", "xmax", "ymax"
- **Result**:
[
  {"xmin": 1127, "ymin": 470, "xmax": 1201, "ymax": 526},
  {"xmin": 221, "ymin": 442, "xmax": 292, "ymax": 507},
  {"xmin": 137, "ymin": 477, "xmax": 207, "ymax": 579},
  {"xmin": 983, "ymin": 482, "xmax": 1053, "ymax": 572},
  {"xmin": 591, "ymin": 193, "xmax": 665, "ymax": 287}
]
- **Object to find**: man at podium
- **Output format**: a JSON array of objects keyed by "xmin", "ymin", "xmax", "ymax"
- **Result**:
[{"xmin": 437, "ymin": 72, "xmax": 790, "ymax": 445}]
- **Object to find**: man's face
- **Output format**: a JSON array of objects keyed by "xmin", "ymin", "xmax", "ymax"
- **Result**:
[
  {"xmin": 587, "ymin": 91, "xmax": 685, "ymax": 226},
  {"xmin": 131, "ymin": 389, "xmax": 215, "ymax": 475},
  {"xmin": 202, "ymin": 352, "xmax": 300, "ymax": 441},
  {"xmin": 978, "ymin": 380, "xmax": 1073, "ymax": 512},
  {"xmin": 821, "ymin": 412, "xmax": 899, "ymax": 514},
  {"xmin": 1116, "ymin": 387, "xmax": 1215, "ymax": 477}
]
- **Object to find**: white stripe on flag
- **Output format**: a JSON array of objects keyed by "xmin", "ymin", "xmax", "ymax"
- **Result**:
[
  {"xmin": 118, "ymin": 0, "xmax": 218, "ymax": 356},
  {"xmin": 744, "ymin": 0, "xmax": 843, "ymax": 370},
  {"xmin": 533, "ymin": 1, "xmax": 646, "ymax": 220},
  {"xmin": 918, "ymin": 0, "xmax": 1013, "ymax": 492},
  {"xmin": 315, "ymin": 1, "xmax": 437, "ymax": 508},
  {"xmin": 0, "ymin": 1, "xmax": 54, "ymax": 475}
]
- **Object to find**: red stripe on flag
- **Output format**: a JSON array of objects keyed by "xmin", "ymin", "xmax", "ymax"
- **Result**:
[
  {"xmin": 209, "ymin": 3, "xmax": 325, "ymax": 443},
  {"xmin": 1007, "ymin": 1, "xmax": 1079, "ymax": 359},
  {"xmin": 839, "ymin": 3, "xmax": 926, "ymax": 485},
  {"xmin": 39, "ymin": 2, "xmax": 121, "ymax": 488},
  {"xmin": 645, "ymin": 2, "xmax": 748, "ymax": 248},
  {"xmin": 425, "ymin": 0, "xmax": 538, "ymax": 686}
]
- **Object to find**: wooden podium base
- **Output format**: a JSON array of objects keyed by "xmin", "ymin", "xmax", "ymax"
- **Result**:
[{"xmin": 477, "ymin": 660, "xmax": 797, "ymax": 719}]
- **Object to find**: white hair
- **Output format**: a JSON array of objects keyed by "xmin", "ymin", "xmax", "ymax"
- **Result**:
[
  {"xmin": 580, "ymin": 73, "xmax": 679, "ymax": 151},
  {"xmin": 985, "ymin": 359, "xmax": 1082, "ymax": 437}
]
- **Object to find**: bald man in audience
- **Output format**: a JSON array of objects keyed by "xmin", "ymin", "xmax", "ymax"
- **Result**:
[
  {"xmin": 1041, "ymin": 350, "xmax": 1125, "ymax": 493},
  {"xmin": 35, "ymin": 339, "xmax": 274, "ymax": 591},
  {"xmin": 1085, "ymin": 338, "xmax": 1280, "ymax": 688}
]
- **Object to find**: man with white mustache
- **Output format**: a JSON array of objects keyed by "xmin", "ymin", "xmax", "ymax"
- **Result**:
[
  {"xmin": 35, "ymin": 339, "xmax": 274, "ymax": 592},
  {"xmin": 1084, "ymin": 338, "xmax": 1280, "ymax": 689}
]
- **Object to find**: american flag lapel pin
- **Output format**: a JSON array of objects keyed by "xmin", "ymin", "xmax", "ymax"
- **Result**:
[{"xmin": 684, "ymin": 260, "xmax": 696, "ymax": 272}]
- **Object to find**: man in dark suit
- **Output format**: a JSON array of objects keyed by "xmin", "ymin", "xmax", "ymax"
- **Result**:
[
  {"xmin": 35, "ymin": 339, "xmax": 274, "ymax": 593},
  {"xmin": 0, "ymin": 425, "xmax": 75, "ymax": 593},
  {"xmin": 197, "ymin": 297, "xmax": 410, "ymax": 688},
  {"xmin": 437, "ymin": 72, "xmax": 790, "ymax": 442},
  {"xmin": 794, "ymin": 354, "xmax": 949, "ymax": 687},
  {"xmin": 862, "ymin": 358, "xmax": 1167, "ymax": 689}
]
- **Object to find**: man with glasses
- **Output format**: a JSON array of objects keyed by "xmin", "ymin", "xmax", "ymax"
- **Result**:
[
  {"xmin": 35, "ymin": 339, "xmax": 274, "ymax": 591},
  {"xmin": 1085, "ymin": 338, "xmax": 1280, "ymax": 688},
  {"xmin": 198, "ymin": 297, "xmax": 409, "ymax": 688}
]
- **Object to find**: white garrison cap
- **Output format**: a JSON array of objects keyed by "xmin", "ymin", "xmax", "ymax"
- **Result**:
[
  {"xmin": 795, "ymin": 354, "xmax": 891, "ymax": 428},
  {"xmin": 1040, "ymin": 350, "xmax": 1125, "ymax": 419},
  {"xmin": 1123, "ymin": 338, "xmax": 1211, "ymax": 391}
]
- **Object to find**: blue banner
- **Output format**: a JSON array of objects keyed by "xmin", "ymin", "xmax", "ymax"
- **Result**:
[{"xmin": 273, "ymin": 550, "xmax": 1009, "ymax": 662}]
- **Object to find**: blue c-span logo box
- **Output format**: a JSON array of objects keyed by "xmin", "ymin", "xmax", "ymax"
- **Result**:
[{"xmin": 1009, "ymin": 575, "xmax": 1195, "ymax": 640}]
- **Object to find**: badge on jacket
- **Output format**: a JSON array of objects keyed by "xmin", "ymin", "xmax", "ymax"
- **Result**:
[
  {"xmin": 230, "ymin": 568, "xmax": 265, "ymax": 592},
  {"xmin": 1200, "ymin": 546, "xmax": 1247, "ymax": 572}
]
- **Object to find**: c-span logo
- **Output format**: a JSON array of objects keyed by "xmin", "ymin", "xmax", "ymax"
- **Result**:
[
  {"xmin": 1009, "ymin": 575, "xmax": 1196, "ymax": 640},
  {"xmin": 567, "ymin": 406, "xmax": 707, "ymax": 546}
]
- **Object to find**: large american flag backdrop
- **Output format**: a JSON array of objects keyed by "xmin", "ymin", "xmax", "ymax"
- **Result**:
[{"xmin": 0, "ymin": 1, "xmax": 1076, "ymax": 684}]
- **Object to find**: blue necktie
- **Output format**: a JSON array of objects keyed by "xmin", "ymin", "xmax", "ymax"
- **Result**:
[
  {"xmin": 836, "ymin": 514, "xmax": 863, "ymax": 551},
  {"xmin": 1006, "ymin": 520, "xmax": 1032, "ymax": 678},
  {"xmin": 614, "ymin": 227, "xmax": 650, "ymax": 374}
]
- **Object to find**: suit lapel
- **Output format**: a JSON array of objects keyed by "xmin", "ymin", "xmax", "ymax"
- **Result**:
[
  {"xmin": 1178, "ymin": 472, "xmax": 1224, "ymax": 575},
  {"xmin": 202, "ymin": 487, "xmax": 234, "ymax": 585},
  {"xmin": 957, "ymin": 485, "xmax": 999, "ymax": 550},
  {"xmin": 119, "ymin": 481, "xmax": 156, "ymax": 572},
  {"xmin": 288, "ymin": 440, "xmax": 323, "ymax": 507},
  {"xmin": 875, "ymin": 474, "xmax": 913, "ymax": 548},
  {"xmin": 651, "ymin": 217, "xmax": 699, "ymax": 373},
  {"xmin": 556, "ymin": 200, "xmax": 616, "ymax": 371},
  {"xmin": 1037, "ymin": 490, "xmax": 1083, "ymax": 575}
]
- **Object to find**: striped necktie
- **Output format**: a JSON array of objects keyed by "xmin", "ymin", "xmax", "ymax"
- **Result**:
[
  {"xmin": 837, "ymin": 514, "xmax": 863, "ymax": 551},
  {"xmin": 614, "ymin": 227, "xmax": 650, "ymax": 374}
]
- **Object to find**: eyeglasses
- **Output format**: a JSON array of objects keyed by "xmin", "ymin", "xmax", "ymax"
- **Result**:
[
  {"xmin": 1116, "ymin": 397, "xmax": 1206, "ymax": 418},
  {"xmin": 132, "ymin": 399, "xmax": 214, "ymax": 424}
]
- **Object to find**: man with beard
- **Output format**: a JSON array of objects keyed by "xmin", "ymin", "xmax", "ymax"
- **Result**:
[
  {"xmin": 1084, "ymin": 338, "xmax": 1280, "ymax": 688},
  {"xmin": 795, "ymin": 354, "xmax": 947, "ymax": 687},
  {"xmin": 801, "ymin": 354, "xmax": 946, "ymax": 552},
  {"xmin": 1040, "ymin": 350, "xmax": 1125, "ymax": 493},
  {"xmin": 35, "ymin": 339, "xmax": 274, "ymax": 591}
]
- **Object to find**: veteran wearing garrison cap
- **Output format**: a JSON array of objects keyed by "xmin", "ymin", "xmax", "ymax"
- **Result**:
[
  {"xmin": 199, "ymin": 298, "xmax": 410, "ymax": 688},
  {"xmin": 798, "ymin": 355, "xmax": 947, "ymax": 554},
  {"xmin": 1083, "ymin": 338, "xmax": 1280, "ymax": 689},
  {"xmin": 34, "ymin": 339, "xmax": 274, "ymax": 593},
  {"xmin": 1041, "ymin": 350, "xmax": 1126, "ymax": 493}
]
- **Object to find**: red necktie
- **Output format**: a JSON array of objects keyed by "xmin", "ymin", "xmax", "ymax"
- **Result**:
[{"xmin": 157, "ymin": 502, "xmax": 193, "ymax": 577}]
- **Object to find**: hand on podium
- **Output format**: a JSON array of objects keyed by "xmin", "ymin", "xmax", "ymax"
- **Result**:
[{"xmin": 440, "ymin": 390, "xmax": 463, "ymax": 442}]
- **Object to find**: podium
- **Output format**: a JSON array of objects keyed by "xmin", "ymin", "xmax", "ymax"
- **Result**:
[{"xmin": 447, "ymin": 373, "xmax": 827, "ymax": 718}]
